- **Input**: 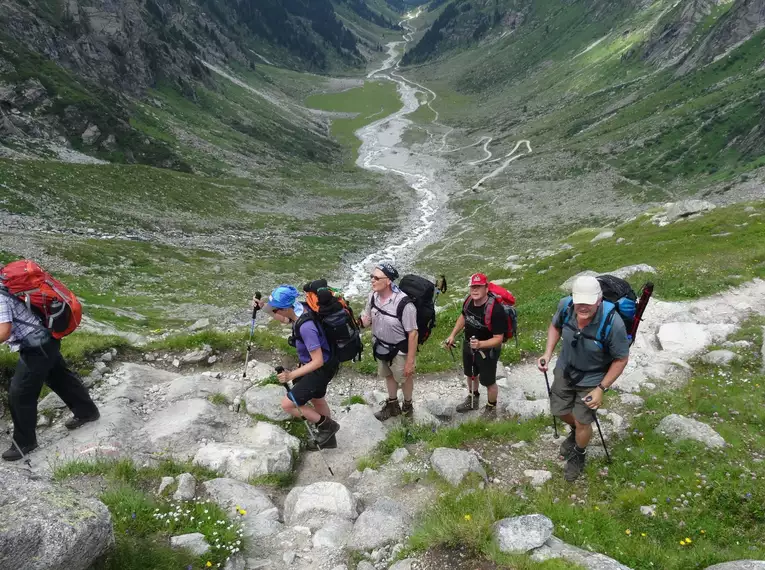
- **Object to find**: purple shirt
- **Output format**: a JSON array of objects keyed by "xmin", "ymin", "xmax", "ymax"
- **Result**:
[{"xmin": 295, "ymin": 318, "xmax": 331, "ymax": 364}]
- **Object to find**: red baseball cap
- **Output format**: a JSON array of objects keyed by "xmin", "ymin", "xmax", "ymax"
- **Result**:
[{"xmin": 469, "ymin": 273, "xmax": 488, "ymax": 286}]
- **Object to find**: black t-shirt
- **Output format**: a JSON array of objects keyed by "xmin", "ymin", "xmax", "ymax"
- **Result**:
[{"xmin": 463, "ymin": 297, "xmax": 508, "ymax": 341}]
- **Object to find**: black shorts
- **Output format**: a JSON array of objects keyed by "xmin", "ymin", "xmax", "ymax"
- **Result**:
[
  {"xmin": 289, "ymin": 361, "xmax": 339, "ymax": 406},
  {"xmin": 462, "ymin": 344, "xmax": 500, "ymax": 387}
]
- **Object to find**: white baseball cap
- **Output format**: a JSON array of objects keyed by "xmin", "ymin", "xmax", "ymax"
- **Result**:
[{"xmin": 572, "ymin": 275, "xmax": 602, "ymax": 305}]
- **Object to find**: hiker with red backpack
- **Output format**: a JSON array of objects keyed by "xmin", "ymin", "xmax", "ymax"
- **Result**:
[
  {"xmin": 537, "ymin": 275, "xmax": 631, "ymax": 482},
  {"xmin": 445, "ymin": 273, "xmax": 517, "ymax": 417},
  {"xmin": 257, "ymin": 285, "xmax": 341, "ymax": 450},
  {"xmin": 0, "ymin": 260, "xmax": 100, "ymax": 462}
]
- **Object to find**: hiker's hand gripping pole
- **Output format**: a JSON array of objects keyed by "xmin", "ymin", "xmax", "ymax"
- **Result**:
[
  {"xmin": 243, "ymin": 292, "xmax": 262, "ymax": 379},
  {"xmin": 540, "ymin": 359, "xmax": 559, "ymax": 438}
]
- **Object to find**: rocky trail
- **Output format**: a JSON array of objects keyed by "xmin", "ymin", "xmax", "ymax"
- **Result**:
[{"xmin": 3, "ymin": 272, "xmax": 764, "ymax": 570}]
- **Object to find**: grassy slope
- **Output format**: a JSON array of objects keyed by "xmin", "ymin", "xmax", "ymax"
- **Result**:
[{"xmin": 402, "ymin": 318, "xmax": 765, "ymax": 569}]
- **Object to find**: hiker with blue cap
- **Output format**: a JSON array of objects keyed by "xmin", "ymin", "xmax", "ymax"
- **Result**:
[{"xmin": 261, "ymin": 285, "xmax": 340, "ymax": 450}]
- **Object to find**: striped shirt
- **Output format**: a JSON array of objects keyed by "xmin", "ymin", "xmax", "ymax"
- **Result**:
[
  {"xmin": 0, "ymin": 292, "xmax": 43, "ymax": 352},
  {"xmin": 363, "ymin": 290, "xmax": 417, "ymax": 346}
]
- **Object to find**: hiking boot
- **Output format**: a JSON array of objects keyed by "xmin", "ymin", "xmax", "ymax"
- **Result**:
[
  {"xmin": 2, "ymin": 442, "xmax": 38, "ymax": 462},
  {"xmin": 65, "ymin": 411, "xmax": 100, "ymax": 430},
  {"xmin": 374, "ymin": 399, "xmax": 401, "ymax": 421},
  {"xmin": 306, "ymin": 434, "xmax": 337, "ymax": 451},
  {"xmin": 558, "ymin": 428, "xmax": 577, "ymax": 459},
  {"xmin": 481, "ymin": 402, "xmax": 498, "ymax": 419},
  {"xmin": 455, "ymin": 393, "xmax": 480, "ymax": 413},
  {"xmin": 314, "ymin": 417, "xmax": 340, "ymax": 446},
  {"xmin": 401, "ymin": 400, "xmax": 414, "ymax": 419},
  {"xmin": 564, "ymin": 449, "xmax": 586, "ymax": 482}
]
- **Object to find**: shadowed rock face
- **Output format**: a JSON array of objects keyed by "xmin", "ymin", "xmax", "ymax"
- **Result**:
[
  {"xmin": 0, "ymin": 465, "xmax": 114, "ymax": 570},
  {"xmin": 642, "ymin": 0, "xmax": 721, "ymax": 66}
]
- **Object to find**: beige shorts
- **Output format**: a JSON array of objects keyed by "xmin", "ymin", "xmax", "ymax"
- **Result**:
[{"xmin": 377, "ymin": 353, "xmax": 411, "ymax": 384}]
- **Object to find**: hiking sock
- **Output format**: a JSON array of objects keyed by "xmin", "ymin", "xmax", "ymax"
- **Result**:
[
  {"xmin": 486, "ymin": 400, "xmax": 497, "ymax": 407},
  {"xmin": 472, "ymin": 391, "xmax": 480, "ymax": 397},
  {"xmin": 388, "ymin": 397, "xmax": 398, "ymax": 404},
  {"xmin": 574, "ymin": 445, "xmax": 586, "ymax": 455},
  {"xmin": 316, "ymin": 415, "xmax": 328, "ymax": 427},
  {"xmin": 403, "ymin": 399, "xmax": 412, "ymax": 406}
]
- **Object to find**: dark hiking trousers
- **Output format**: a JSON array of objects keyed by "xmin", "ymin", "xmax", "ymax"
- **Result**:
[{"xmin": 9, "ymin": 337, "xmax": 99, "ymax": 448}]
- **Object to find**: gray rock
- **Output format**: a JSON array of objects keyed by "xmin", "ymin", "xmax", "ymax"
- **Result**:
[
  {"xmin": 390, "ymin": 448, "xmax": 410, "ymax": 464},
  {"xmin": 284, "ymin": 482, "xmax": 358, "ymax": 530},
  {"xmin": 194, "ymin": 441, "xmax": 294, "ymax": 480},
  {"xmin": 608, "ymin": 264, "xmax": 656, "ymax": 280},
  {"xmin": 657, "ymin": 323, "xmax": 711, "ymax": 357},
  {"xmin": 701, "ymin": 350, "xmax": 738, "ymax": 366},
  {"xmin": 0, "ymin": 465, "xmax": 113, "ymax": 570},
  {"xmin": 223, "ymin": 556, "xmax": 247, "ymax": 570},
  {"xmin": 181, "ymin": 344, "xmax": 213, "ymax": 364},
  {"xmin": 494, "ymin": 514, "xmax": 554, "ymax": 553},
  {"xmin": 422, "ymin": 395, "xmax": 456, "ymax": 418},
  {"xmin": 337, "ymin": 404, "xmax": 387, "ymax": 455},
  {"xmin": 38, "ymin": 391, "xmax": 67, "ymax": 412},
  {"xmin": 665, "ymin": 200, "xmax": 716, "ymax": 222},
  {"xmin": 656, "ymin": 414, "xmax": 725, "ymax": 448},
  {"xmin": 531, "ymin": 536, "xmax": 633, "ymax": 569},
  {"xmin": 347, "ymin": 497, "xmax": 412, "ymax": 551},
  {"xmin": 202, "ymin": 478, "xmax": 280, "ymax": 538},
  {"xmin": 503, "ymin": 398, "xmax": 550, "ymax": 419},
  {"xmin": 591, "ymin": 230, "xmax": 615, "ymax": 243},
  {"xmin": 283, "ymin": 550, "xmax": 296, "ymax": 564},
  {"xmin": 172, "ymin": 359, "xmax": 181, "ymax": 368},
  {"xmin": 312, "ymin": 517, "xmax": 354, "ymax": 549},
  {"xmin": 722, "ymin": 340, "xmax": 752, "ymax": 349},
  {"xmin": 389, "ymin": 561, "xmax": 414, "ymax": 570},
  {"xmin": 242, "ymin": 384, "xmax": 291, "ymax": 421},
  {"xmin": 208, "ymin": 355, "xmax": 218, "ymax": 365},
  {"xmin": 246, "ymin": 360, "xmax": 277, "ymax": 382},
  {"xmin": 81, "ymin": 124, "xmax": 101, "ymax": 145},
  {"xmin": 99, "ymin": 352, "xmax": 113, "ymax": 363},
  {"xmin": 619, "ymin": 394, "xmax": 645, "ymax": 407},
  {"xmin": 524, "ymin": 470, "xmax": 552, "ymax": 488},
  {"xmin": 189, "ymin": 318, "xmax": 210, "ymax": 331},
  {"xmin": 357, "ymin": 563, "xmax": 376, "ymax": 570},
  {"xmin": 170, "ymin": 532, "xmax": 209, "ymax": 556},
  {"xmin": 430, "ymin": 448, "xmax": 487, "ymax": 486},
  {"xmin": 143, "ymin": 398, "xmax": 224, "ymax": 455},
  {"xmin": 158, "ymin": 476, "xmax": 175, "ymax": 495},
  {"xmin": 704, "ymin": 562, "xmax": 765, "ymax": 570},
  {"xmin": 94, "ymin": 361, "xmax": 108, "ymax": 372},
  {"xmin": 173, "ymin": 473, "xmax": 197, "ymax": 501}
]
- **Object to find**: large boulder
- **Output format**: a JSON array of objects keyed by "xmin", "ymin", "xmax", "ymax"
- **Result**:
[
  {"xmin": 346, "ymin": 497, "xmax": 412, "ymax": 551},
  {"xmin": 430, "ymin": 448, "xmax": 487, "ymax": 486},
  {"xmin": 0, "ymin": 465, "xmax": 114, "ymax": 570},
  {"xmin": 169, "ymin": 532, "xmax": 209, "ymax": 556},
  {"xmin": 657, "ymin": 323, "xmax": 710, "ymax": 357},
  {"xmin": 336, "ymin": 404, "xmax": 387, "ymax": 454},
  {"xmin": 142, "ymin": 398, "xmax": 226, "ymax": 454},
  {"xmin": 193, "ymin": 442, "xmax": 293, "ymax": 480},
  {"xmin": 503, "ymin": 399, "xmax": 550, "ymax": 419},
  {"xmin": 494, "ymin": 514, "xmax": 554, "ymax": 553},
  {"xmin": 656, "ymin": 414, "xmax": 726, "ymax": 448},
  {"xmin": 312, "ymin": 517, "xmax": 354, "ymax": 549},
  {"xmin": 531, "ymin": 536, "xmax": 633, "ymax": 569},
  {"xmin": 665, "ymin": 200, "xmax": 716, "ymax": 222},
  {"xmin": 180, "ymin": 344, "xmax": 213, "ymax": 364},
  {"xmin": 283, "ymin": 482, "xmax": 358, "ymax": 530},
  {"xmin": 242, "ymin": 385, "xmax": 291, "ymax": 421},
  {"xmin": 701, "ymin": 350, "xmax": 738, "ymax": 366}
]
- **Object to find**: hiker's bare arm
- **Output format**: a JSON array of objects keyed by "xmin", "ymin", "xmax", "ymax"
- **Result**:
[
  {"xmin": 600, "ymin": 356, "xmax": 628, "ymax": 389},
  {"xmin": 477, "ymin": 333, "xmax": 504, "ymax": 350},
  {"xmin": 538, "ymin": 323, "xmax": 561, "ymax": 371},
  {"xmin": 285, "ymin": 347, "xmax": 325, "ymax": 381},
  {"xmin": 404, "ymin": 329, "xmax": 418, "ymax": 377},
  {"xmin": 446, "ymin": 314, "xmax": 465, "ymax": 346},
  {"xmin": 0, "ymin": 322, "xmax": 10, "ymax": 343}
]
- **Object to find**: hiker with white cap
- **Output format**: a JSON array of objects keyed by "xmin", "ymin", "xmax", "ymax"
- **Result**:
[
  {"xmin": 360, "ymin": 263, "xmax": 418, "ymax": 421},
  {"xmin": 537, "ymin": 275, "xmax": 630, "ymax": 481}
]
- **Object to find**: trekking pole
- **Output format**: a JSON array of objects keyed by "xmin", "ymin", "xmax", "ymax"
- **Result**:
[
  {"xmin": 234, "ymin": 292, "xmax": 261, "ymax": 413},
  {"xmin": 593, "ymin": 415, "xmax": 611, "ymax": 463},
  {"xmin": 276, "ymin": 367, "xmax": 335, "ymax": 477},
  {"xmin": 5, "ymin": 428, "xmax": 31, "ymax": 468},
  {"xmin": 539, "ymin": 359, "xmax": 559, "ymax": 438}
]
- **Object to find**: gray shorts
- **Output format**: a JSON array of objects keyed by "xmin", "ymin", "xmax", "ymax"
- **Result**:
[
  {"xmin": 550, "ymin": 367, "xmax": 597, "ymax": 425},
  {"xmin": 377, "ymin": 353, "xmax": 410, "ymax": 384}
]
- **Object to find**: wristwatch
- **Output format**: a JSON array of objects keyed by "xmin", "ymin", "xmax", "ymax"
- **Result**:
[{"xmin": 598, "ymin": 383, "xmax": 609, "ymax": 392}]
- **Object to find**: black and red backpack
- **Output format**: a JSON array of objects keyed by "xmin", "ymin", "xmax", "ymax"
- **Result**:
[{"xmin": 463, "ymin": 282, "xmax": 518, "ymax": 345}]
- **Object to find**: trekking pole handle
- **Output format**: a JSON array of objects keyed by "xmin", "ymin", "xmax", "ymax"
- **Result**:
[
  {"xmin": 252, "ymin": 292, "xmax": 262, "ymax": 319},
  {"xmin": 275, "ymin": 366, "xmax": 294, "ymax": 391}
]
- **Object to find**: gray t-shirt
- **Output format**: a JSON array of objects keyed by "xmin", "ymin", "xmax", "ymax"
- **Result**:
[
  {"xmin": 363, "ymin": 290, "xmax": 417, "ymax": 351},
  {"xmin": 552, "ymin": 297, "xmax": 630, "ymax": 387}
]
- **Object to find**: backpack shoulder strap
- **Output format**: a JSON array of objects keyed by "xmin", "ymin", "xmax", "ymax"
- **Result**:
[
  {"xmin": 484, "ymin": 295, "xmax": 497, "ymax": 331},
  {"xmin": 558, "ymin": 297, "xmax": 574, "ymax": 329},
  {"xmin": 462, "ymin": 296, "xmax": 471, "ymax": 314},
  {"xmin": 596, "ymin": 301, "xmax": 617, "ymax": 347},
  {"xmin": 395, "ymin": 294, "xmax": 413, "ymax": 322},
  {"xmin": 293, "ymin": 310, "xmax": 318, "ymax": 342}
]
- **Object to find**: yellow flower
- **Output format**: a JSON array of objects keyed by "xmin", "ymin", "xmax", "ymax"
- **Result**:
[
  {"xmin": 641, "ymin": 533, "xmax": 647, "ymax": 537},
  {"xmin": 700, "ymin": 530, "xmax": 706, "ymax": 534},
  {"xmin": 625, "ymin": 529, "xmax": 631, "ymax": 536},
  {"xmin": 464, "ymin": 514, "xmax": 472, "ymax": 521},
  {"xmin": 594, "ymin": 506, "xmax": 600, "ymax": 511},
  {"xmin": 206, "ymin": 563, "xmax": 213, "ymax": 568},
  {"xmin": 680, "ymin": 540, "xmax": 686, "ymax": 546},
  {"xmin": 685, "ymin": 537, "xmax": 692, "ymax": 543}
]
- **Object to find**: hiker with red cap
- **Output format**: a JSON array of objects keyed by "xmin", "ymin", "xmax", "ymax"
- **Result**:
[
  {"xmin": 445, "ymin": 273, "xmax": 514, "ymax": 417},
  {"xmin": 537, "ymin": 275, "xmax": 630, "ymax": 481}
]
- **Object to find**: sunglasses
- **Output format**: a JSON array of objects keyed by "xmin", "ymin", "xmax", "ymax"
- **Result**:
[{"xmin": 370, "ymin": 274, "xmax": 387, "ymax": 281}]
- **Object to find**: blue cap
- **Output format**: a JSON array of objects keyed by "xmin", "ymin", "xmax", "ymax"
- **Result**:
[{"xmin": 267, "ymin": 285, "xmax": 300, "ymax": 310}]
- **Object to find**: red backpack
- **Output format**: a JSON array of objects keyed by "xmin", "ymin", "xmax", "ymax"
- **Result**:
[
  {"xmin": 462, "ymin": 282, "xmax": 518, "ymax": 344},
  {"xmin": 0, "ymin": 260, "xmax": 82, "ymax": 338}
]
